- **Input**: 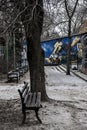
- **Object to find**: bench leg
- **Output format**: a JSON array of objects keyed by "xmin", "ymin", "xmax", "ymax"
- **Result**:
[
  {"xmin": 35, "ymin": 109, "xmax": 42, "ymax": 123},
  {"xmin": 22, "ymin": 109, "xmax": 26, "ymax": 124},
  {"xmin": 17, "ymin": 77, "xmax": 19, "ymax": 83}
]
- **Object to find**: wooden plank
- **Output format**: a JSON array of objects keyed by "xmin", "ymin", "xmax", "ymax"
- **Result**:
[
  {"xmin": 22, "ymin": 87, "xmax": 29, "ymax": 99},
  {"xmin": 35, "ymin": 92, "xmax": 41, "ymax": 107},
  {"xmin": 21, "ymin": 82, "xmax": 28, "ymax": 94},
  {"xmin": 21, "ymin": 85, "xmax": 26, "ymax": 94},
  {"xmin": 26, "ymin": 93, "xmax": 33, "ymax": 107},
  {"xmin": 24, "ymin": 89, "xmax": 30, "ymax": 104},
  {"xmin": 29, "ymin": 93, "xmax": 36, "ymax": 107}
]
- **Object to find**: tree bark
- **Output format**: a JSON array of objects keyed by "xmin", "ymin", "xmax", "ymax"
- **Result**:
[
  {"xmin": 64, "ymin": 0, "xmax": 79, "ymax": 75},
  {"xmin": 21, "ymin": 0, "xmax": 48, "ymax": 101},
  {"xmin": 66, "ymin": 18, "xmax": 71, "ymax": 75}
]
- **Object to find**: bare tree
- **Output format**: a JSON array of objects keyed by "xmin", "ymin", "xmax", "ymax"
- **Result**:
[
  {"xmin": 20, "ymin": 0, "xmax": 48, "ymax": 101},
  {"xmin": 0, "ymin": 0, "xmax": 87, "ymax": 100},
  {"xmin": 64, "ymin": 0, "xmax": 79, "ymax": 75},
  {"xmin": 0, "ymin": 0, "xmax": 23, "ymax": 73},
  {"xmin": 0, "ymin": 0, "xmax": 49, "ymax": 101}
]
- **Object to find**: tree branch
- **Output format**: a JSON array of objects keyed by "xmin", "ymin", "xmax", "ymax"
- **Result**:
[
  {"xmin": 71, "ymin": 0, "xmax": 79, "ymax": 18},
  {"xmin": 1, "ymin": 5, "xmax": 29, "ymax": 35}
]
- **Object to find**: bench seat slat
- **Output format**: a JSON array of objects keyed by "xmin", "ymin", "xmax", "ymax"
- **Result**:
[
  {"xmin": 35, "ymin": 92, "xmax": 41, "ymax": 107},
  {"xmin": 26, "ymin": 93, "xmax": 33, "ymax": 107},
  {"xmin": 26, "ymin": 92, "xmax": 41, "ymax": 108},
  {"xmin": 29, "ymin": 93, "xmax": 36, "ymax": 107}
]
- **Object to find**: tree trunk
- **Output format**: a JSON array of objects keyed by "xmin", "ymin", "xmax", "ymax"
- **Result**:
[
  {"xmin": 64, "ymin": 0, "xmax": 79, "ymax": 75},
  {"xmin": 22, "ymin": 0, "xmax": 49, "ymax": 101},
  {"xmin": 66, "ymin": 18, "xmax": 71, "ymax": 75},
  {"xmin": 26, "ymin": 27, "xmax": 48, "ymax": 101}
]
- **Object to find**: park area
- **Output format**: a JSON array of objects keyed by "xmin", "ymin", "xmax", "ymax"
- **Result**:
[
  {"xmin": 0, "ymin": 66, "xmax": 87, "ymax": 130},
  {"xmin": 0, "ymin": 1, "xmax": 87, "ymax": 130}
]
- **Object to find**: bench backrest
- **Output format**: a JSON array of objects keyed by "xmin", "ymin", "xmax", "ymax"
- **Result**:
[{"xmin": 18, "ymin": 82, "xmax": 30, "ymax": 106}]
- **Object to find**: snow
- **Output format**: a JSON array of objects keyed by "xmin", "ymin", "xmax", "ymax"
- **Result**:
[
  {"xmin": 0, "ymin": 66, "xmax": 87, "ymax": 130},
  {"xmin": 0, "ymin": 66, "xmax": 87, "ymax": 101},
  {"xmin": 0, "ymin": 71, "xmax": 30, "ymax": 100},
  {"xmin": 0, "ymin": 84, "xmax": 21, "ymax": 100},
  {"xmin": 46, "ymin": 66, "xmax": 87, "ymax": 107}
]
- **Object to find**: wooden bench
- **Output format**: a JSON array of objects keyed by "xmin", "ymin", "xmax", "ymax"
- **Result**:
[
  {"xmin": 15, "ymin": 67, "xmax": 24, "ymax": 77},
  {"xmin": 22, "ymin": 66, "xmax": 28, "ymax": 73},
  {"xmin": 7, "ymin": 70, "xmax": 20, "ymax": 83},
  {"xmin": 18, "ymin": 82, "xmax": 42, "ymax": 124}
]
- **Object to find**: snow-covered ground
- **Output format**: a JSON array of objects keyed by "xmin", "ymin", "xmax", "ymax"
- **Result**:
[
  {"xmin": 46, "ymin": 66, "xmax": 87, "ymax": 102},
  {"xmin": 0, "ymin": 73, "xmax": 30, "ymax": 100},
  {"xmin": 0, "ymin": 66, "xmax": 86, "ymax": 102},
  {"xmin": 0, "ymin": 66, "xmax": 87, "ymax": 130}
]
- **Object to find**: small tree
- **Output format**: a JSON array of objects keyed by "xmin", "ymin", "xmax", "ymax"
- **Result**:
[{"xmin": 64, "ymin": 0, "xmax": 79, "ymax": 75}]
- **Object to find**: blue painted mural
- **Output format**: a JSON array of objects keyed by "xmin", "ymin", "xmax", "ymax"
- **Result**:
[{"xmin": 41, "ymin": 33, "xmax": 86, "ymax": 65}]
